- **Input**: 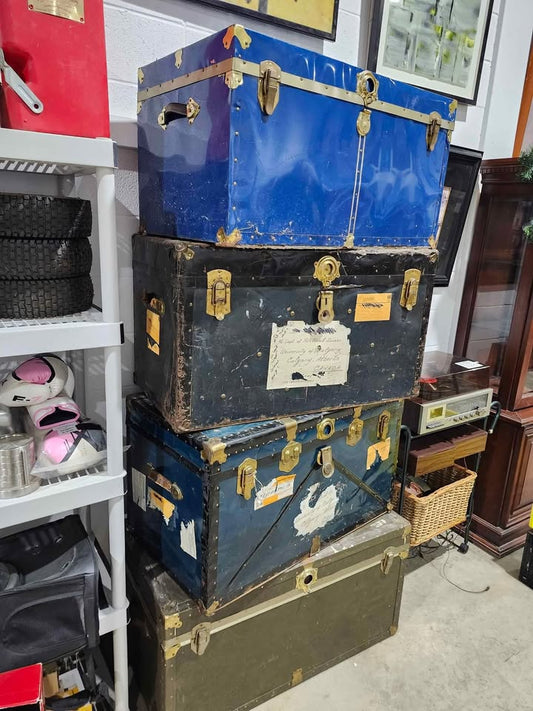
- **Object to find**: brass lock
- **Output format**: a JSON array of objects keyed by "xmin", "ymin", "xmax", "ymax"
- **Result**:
[
  {"xmin": 258, "ymin": 60, "xmax": 281, "ymax": 115},
  {"xmin": 237, "ymin": 458, "xmax": 257, "ymax": 500},
  {"xmin": 206, "ymin": 269, "xmax": 231, "ymax": 320},
  {"xmin": 377, "ymin": 410, "xmax": 390, "ymax": 441},
  {"xmin": 295, "ymin": 566, "xmax": 318, "ymax": 593},
  {"xmin": 313, "ymin": 256, "xmax": 341, "ymax": 288},
  {"xmin": 317, "ymin": 417, "xmax": 335, "ymax": 440},
  {"xmin": 317, "ymin": 446, "xmax": 334, "ymax": 478},
  {"xmin": 279, "ymin": 441, "xmax": 302, "ymax": 473},
  {"xmin": 400, "ymin": 269, "xmax": 421, "ymax": 311},
  {"xmin": 346, "ymin": 407, "xmax": 364, "ymax": 446},
  {"xmin": 356, "ymin": 70, "xmax": 379, "ymax": 105},
  {"xmin": 316, "ymin": 290, "xmax": 334, "ymax": 324}
]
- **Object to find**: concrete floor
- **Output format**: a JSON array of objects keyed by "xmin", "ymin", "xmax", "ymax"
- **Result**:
[{"xmin": 256, "ymin": 538, "xmax": 532, "ymax": 711}]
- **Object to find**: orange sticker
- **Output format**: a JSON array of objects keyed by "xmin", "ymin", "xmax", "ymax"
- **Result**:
[
  {"xmin": 355, "ymin": 293, "xmax": 392, "ymax": 322},
  {"xmin": 146, "ymin": 309, "xmax": 160, "ymax": 355},
  {"xmin": 366, "ymin": 438, "xmax": 391, "ymax": 470}
]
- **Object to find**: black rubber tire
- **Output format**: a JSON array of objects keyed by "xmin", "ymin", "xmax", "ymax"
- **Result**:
[
  {"xmin": 0, "ymin": 194, "xmax": 92, "ymax": 239},
  {"xmin": 0, "ymin": 237, "xmax": 92, "ymax": 279},
  {"xmin": 0, "ymin": 276, "xmax": 94, "ymax": 319}
]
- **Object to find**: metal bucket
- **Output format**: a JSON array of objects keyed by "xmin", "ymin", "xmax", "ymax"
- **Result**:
[{"xmin": 0, "ymin": 434, "xmax": 39, "ymax": 499}]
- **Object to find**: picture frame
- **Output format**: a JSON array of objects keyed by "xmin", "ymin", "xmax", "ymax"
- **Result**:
[
  {"xmin": 434, "ymin": 145, "xmax": 483, "ymax": 287},
  {"xmin": 181, "ymin": 0, "xmax": 339, "ymax": 41},
  {"xmin": 368, "ymin": 0, "xmax": 494, "ymax": 105}
]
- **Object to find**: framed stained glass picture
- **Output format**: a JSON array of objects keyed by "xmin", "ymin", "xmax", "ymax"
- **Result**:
[
  {"xmin": 185, "ymin": 0, "xmax": 339, "ymax": 40},
  {"xmin": 368, "ymin": 0, "xmax": 493, "ymax": 104}
]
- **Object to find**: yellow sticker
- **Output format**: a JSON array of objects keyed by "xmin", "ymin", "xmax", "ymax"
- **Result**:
[
  {"xmin": 148, "ymin": 490, "xmax": 175, "ymax": 525},
  {"xmin": 355, "ymin": 293, "xmax": 392, "ymax": 322},
  {"xmin": 254, "ymin": 474, "xmax": 296, "ymax": 510},
  {"xmin": 366, "ymin": 437, "xmax": 391, "ymax": 470},
  {"xmin": 146, "ymin": 309, "xmax": 160, "ymax": 355}
]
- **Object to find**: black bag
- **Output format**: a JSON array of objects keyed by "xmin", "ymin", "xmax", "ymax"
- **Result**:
[{"xmin": 0, "ymin": 515, "xmax": 99, "ymax": 672}]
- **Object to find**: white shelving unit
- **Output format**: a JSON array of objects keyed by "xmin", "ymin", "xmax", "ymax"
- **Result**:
[{"xmin": 0, "ymin": 128, "xmax": 128, "ymax": 711}]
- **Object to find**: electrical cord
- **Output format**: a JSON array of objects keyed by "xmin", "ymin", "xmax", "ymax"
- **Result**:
[{"xmin": 410, "ymin": 532, "xmax": 490, "ymax": 594}]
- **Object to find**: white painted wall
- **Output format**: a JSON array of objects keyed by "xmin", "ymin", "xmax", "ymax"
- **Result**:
[{"xmin": 85, "ymin": 0, "xmax": 533, "ymax": 411}]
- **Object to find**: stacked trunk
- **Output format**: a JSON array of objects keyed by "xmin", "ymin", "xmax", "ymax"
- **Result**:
[{"xmin": 128, "ymin": 24, "xmax": 454, "ymax": 711}]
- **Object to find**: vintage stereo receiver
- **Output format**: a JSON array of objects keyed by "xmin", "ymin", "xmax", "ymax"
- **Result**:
[
  {"xmin": 403, "ymin": 387, "xmax": 493, "ymax": 434},
  {"xmin": 403, "ymin": 351, "xmax": 493, "ymax": 434}
]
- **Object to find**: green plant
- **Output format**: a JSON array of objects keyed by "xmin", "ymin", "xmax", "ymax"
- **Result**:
[{"xmin": 518, "ymin": 146, "xmax": 533, "ymax": 183}]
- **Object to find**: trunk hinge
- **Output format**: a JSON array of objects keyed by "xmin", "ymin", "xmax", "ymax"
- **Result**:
[
  {"xmin": 279, "ymin": 418, "xmax": 302, "ymax": 473},
  {"xmin": 346, "ymin": 406, "xmax": 364, "ymax": 446},
  {"xmin": 237, "ymin": 457, "xmax": 257, "ymax": 500},
  {"xmin": 400, "ymin": 269, "xmax": 421, "ymax": 311},
  {"xmin": 258, "ymin": 60, "xmax": 281, "ymax": 115},
  {"xmin": 206, "ymin": 269, "xmax": 231, "ymax": 321}
]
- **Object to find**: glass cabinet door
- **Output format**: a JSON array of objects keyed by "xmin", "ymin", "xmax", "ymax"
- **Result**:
[{"xmin": 464, "ymin": 196, "xmax": 531, "ymax": 394}]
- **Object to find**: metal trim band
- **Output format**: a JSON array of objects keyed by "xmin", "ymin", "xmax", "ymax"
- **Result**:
[
  {"xmin": 138, "ymin": 57, "xmax": 455, "ymax": 132},
  {"xmin": 160, "ymin": 542, "xmax": 409, "ymax": 655}
]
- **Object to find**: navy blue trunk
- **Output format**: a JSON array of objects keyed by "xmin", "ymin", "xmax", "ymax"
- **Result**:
[
  {"xmin": 132, "ymin": 235, "xmax": 435, "ymax": 431},
  {"xmin": 137, "ymin": 25, "xmax": 455, "ymax": 248},
  {"xmin": 126, "ymin": 394, "xmax": 403, "ymax": 609}
]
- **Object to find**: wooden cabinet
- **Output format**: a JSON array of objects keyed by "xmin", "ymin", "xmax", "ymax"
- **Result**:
[{"xmin": 455, "ymin": 158, "xmax": 533, "ymax": 555}]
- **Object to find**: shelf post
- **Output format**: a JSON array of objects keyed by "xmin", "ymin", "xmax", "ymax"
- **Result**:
[{"xmin": 109, "ymin": 494, "xmax": 128, "ymax": 711}]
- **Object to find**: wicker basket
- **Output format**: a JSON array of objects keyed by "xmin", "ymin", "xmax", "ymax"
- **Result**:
[{"xmin": 392, "ymin": 464, "xmax": 477, "ymax": 546}]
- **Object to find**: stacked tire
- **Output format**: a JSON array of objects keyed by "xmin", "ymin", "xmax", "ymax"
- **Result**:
[{"xmin": 0, "ymin": 194, "xmax": 94, "ymax": 319}]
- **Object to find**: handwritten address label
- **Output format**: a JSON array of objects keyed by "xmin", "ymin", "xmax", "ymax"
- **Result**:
[{"xmin": 266, "ymin": 320, "xmax": 351, "ymax": 390}]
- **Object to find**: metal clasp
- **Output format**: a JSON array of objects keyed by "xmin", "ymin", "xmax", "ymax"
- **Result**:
[
  {"xmin": 317, "ymin": 446, "xmax": 334, "ymax": 478},
  {"xmin": 316, "ymin": 290, "xmax": 334, "ymax": 324},
  {"xmin": 206, "ymin": 269, "xmax": 231, "ymax": 321},
  {"xmin": 190, "ymin": 623, "xmax": 211, "ymax": 655},
  {"xmin": 313, "ymin": 256, "xmax": 341, "ymax": 288},
  {"xmin": 426, "ymin": 111, "xmax": 442, "ymax": 151},
  {"xmin": 377, "ymin": 410, "xmax": 390, "ymax": 440},
  {"xmin": 237, "ymin": 458, "xmax": 257, "ymax": 500},
  {"xmin": 400, "ymin": 269, "xmax": 421, "ymax": 311},
  {"xmin": 295, "ymin": 566, "xmax": 318, "ymax": 593},
  {"xmin": 258, "ymin": 60, "xmax": 281, "ymax": 115},
  {"xmin": 279, "ymin": 417, "xmax": 301, "ymax": 472},
  {"xmin": 346, "ymin": 406, "xmax": 363, "ymax": 446}
]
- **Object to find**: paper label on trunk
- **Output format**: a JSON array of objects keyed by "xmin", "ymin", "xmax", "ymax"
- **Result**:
[
  {"xmin": 180, "ymin": 520, "xmax": 197, "ymax": 559},
  {"xmin": 146, "ymin": 309, "xmax": 160, "ymax": 355},
  {"xmin": 254, "ymin": 474, "xmax": 296, "ymax": 510},
  {"xmin": 132, "ymin": 467, "xmax": 147, "ymax": 511},
  {"xmin": 148, "ymin": 489, "xmax": 175, "ymax": 525},
  {"xmin": 293, "ymin": 483, "xmax": 338, "ymax": 536},
  {"xmin": 366, "ymin": 437, "xmax": 391, "ymax": 470},
  {"xmin": 266, "ymin": 321, "xmax": 350, "ymax": 390},
  {"xmin": 354, "ymin": 293, "xmax": 392, "ymax": 322}
]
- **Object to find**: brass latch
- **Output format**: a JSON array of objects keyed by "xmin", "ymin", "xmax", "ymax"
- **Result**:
[
  {"xmin": 206, "ymin": 269, "xmax": 231, "ymax": 320},
  {"xmin": 317, "ymin": 446, "xmax": 334, "ymax": 478},
  {"xmin": 400, "ymin": 269, "xmax": 421, "ymax": 311},
  {"xmin": 316, "ymin": 290, "xmax": 334, "ymax": 324},
  {"xmin": 346, "ymin": 406, "xmax": 363, "ymax": 446},
  {"xmin": 258, "ymin": 60, "xmax": 281, "ymax": 115},
  {"xmin": 381, "ymin": 551, "xmax": 395, "ymax": 575},
  {"xmin": 280, "ymin": 442, "xmax": 302, "ymax": 472},
  {"xmin": 426, "ymin": 111, "xmax": 442, "ymax": 151},
  {"xmin": 313, "ymin": 255, "xmax": 341, "ymax": 287},
  {"xmin": 190, "ymin": 623, "xmax": 211, "ymax": 655},
  {"xmin": 377, "ymin": 410, "xmax": 390, "ymax": 441},
  {"xmin": 279, "ymin": 417, "xmax": 301, "ymax": 472},
  {"xmin": 237, "ymin": 458, "xmax": 257, "ymax": 500}
]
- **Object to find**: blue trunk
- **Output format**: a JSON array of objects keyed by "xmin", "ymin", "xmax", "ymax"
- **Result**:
[
  {"xmin": 126, "ymin": 394, "xmax": 403, "ymax": 608},
  {"xmin": 137, "ymin": 25, "xmax": 455, "ymax": 248}
]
